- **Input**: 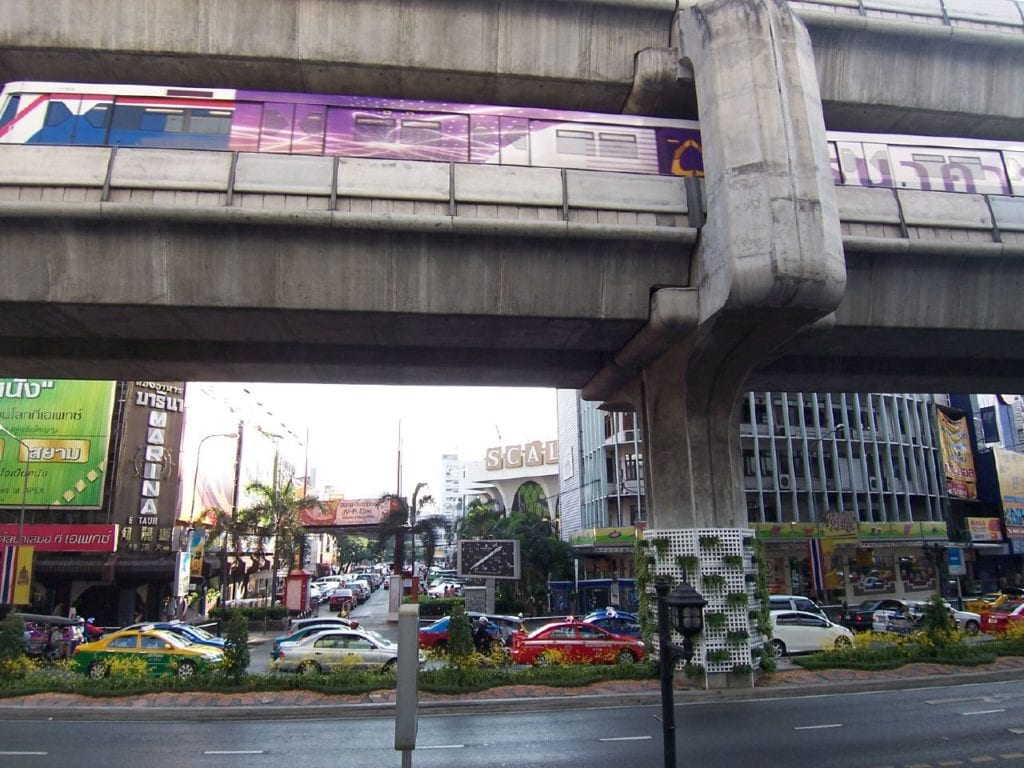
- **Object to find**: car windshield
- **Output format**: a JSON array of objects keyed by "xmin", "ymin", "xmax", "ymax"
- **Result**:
[
  {"xmin": 184, "ymin": 625, "xmax": 216, "ymax": 640},
  {"xmin": 153, "ymin": 631, "xmax": 191, "ymax": 648}
]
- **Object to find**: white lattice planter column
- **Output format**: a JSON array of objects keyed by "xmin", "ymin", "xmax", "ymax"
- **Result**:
[{"xmin": 645, "ymin": 527, "xmax": 761, "ymax": 689}]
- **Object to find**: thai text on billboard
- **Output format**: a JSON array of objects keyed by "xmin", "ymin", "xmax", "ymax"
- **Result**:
[
  {"xmin": 299, "ymin": 498, "xmax": 391, "ymax": 527},
  {"xmin": 993, "ymin": 447, "xmax": 1024, "ymax": 539},
  {"xmin": 937, "ymin": 409, "xmax": 977, "ymax": 500},
  {"xmin": 0, "ymin": 379, "xmax": 116, "ymax": 508},
  {"xmin": 0, "ymin": 523, "xmax": 118, "ymax": 552}
]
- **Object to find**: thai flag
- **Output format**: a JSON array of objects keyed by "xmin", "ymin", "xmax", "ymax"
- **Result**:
[{"xmin": 808, "ymin": 539, "xmax": 825, "ymax": 595}]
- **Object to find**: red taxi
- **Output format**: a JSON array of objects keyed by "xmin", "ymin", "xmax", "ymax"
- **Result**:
[
  {"xmin": 510, "ymin": 618, "xmax": 645, "ymax": 665},
  {"xmin": 983, "ymin": 600, "xmax": 1024, "ymax": 634}
]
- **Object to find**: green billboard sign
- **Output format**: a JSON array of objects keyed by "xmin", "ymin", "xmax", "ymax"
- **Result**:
[{"xmin": 0, "ymin": 379, "xmax": 116, "ymax": 509}]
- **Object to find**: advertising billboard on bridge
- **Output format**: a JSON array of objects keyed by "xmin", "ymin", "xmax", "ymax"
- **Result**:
[
  {"xmin": 299, "ymin": 498, "xmax": 393, "ymax": 527},
  {"xmin": 0, "ymin": 379, "xmax": 116, "ymax": 509}
]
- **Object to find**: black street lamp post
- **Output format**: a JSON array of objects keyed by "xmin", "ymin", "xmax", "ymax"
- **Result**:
[{"xmin": 655, "ymin": 578, "xmax": 707, "ymax": 768}]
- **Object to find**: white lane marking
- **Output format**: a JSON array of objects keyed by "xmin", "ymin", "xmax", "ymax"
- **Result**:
[
  {"xmin": 794, "ymin": 724, "xmax": 843, "ymax": 730},
  {"xmin": 0, "ymin": 752, "xmax": 47, "ymax": 756},
  {"xmin": 599, "ymin": 736, "xmax": 653, "ymax": 742},
  {"xmin": 1008, "ymin": 728, "xmax": 1024, "ymax": 734},
  {"xmin": 419, "ymin": 744, "xmax": 465, "ymax": 750},
  {"xmin": 204, "ymin": 751, "xmax": 265, "ymax": 755},
  {"xmin": 962, "ymin": 709, "xmax": 1006, "ymax": 716}
]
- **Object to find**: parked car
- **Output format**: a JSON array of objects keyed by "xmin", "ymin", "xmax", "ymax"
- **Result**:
[
  {"xmin": 983, "ymin": 601, "xmax": 1024, "ymax": 634},
  {"xmin": 965, "ymin": 588, "xmax": 1024, "ymax": 614},
  {"xmin": 582, "ymin": 608, "xmax": 641, "ymax": 638},
  {"xmin": 345, "ymin": 579, "xmax": 372, "ymax": 603},
  {"xmin": 276, "ymin": 628, "xmax": 416, "ymax": 674},
  {"xmin": 288, "ymin": 616, "xmax": 360, "ymax": 634},
  {"xmin": 871, "ymin": 599, "xmax": 982, "ymax": 635},
  {"xmin": 327, "ymin": 587, "xmax": 357, "ymax": 613},
  {"xmin": 768, "ymin": 595, "xmax": 828, "ymax": 619},
  {"xmin": 270, "ymin": 620, "xmax": 359, "ymax": 660},
  {"xmin": 769, "ymin": 610, "xmax": 853, "ymax": 656},
  {"xmin": 945, "ymin": 602, "xmax": 982, "ymax": 634},
  {"xmin": 427, "ymin": 580, "xmax": 465, "ymax": 598},
  {"xmin": 72, "ymin": 627, "xmax": 223, "ymax": 679},
  {"xmin": 118, "ymin": 620, "xmax": 226, "ymax": 649},
  {"xmin": 418, "ymin": 612, "xmax": 522, "ymax": 651},
  {"xmin": 418, "ymin": 615, "xmax": 502, "ymax": 653},
  {"xmin": 510, "ymin": 618, "xmax": 646, "ymax": 665},
  {"xmin": 838, "ymin": 598, "xmax": 908, "ymax": 631}
]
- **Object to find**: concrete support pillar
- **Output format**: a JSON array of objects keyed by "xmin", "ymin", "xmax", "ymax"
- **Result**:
[{"xmin": 626, "ymin": 0, "xmax": 846, "ymax": 532}]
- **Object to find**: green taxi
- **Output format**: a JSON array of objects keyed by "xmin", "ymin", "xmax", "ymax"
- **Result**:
[{"xmin": 72, "ymin": 626, "xmax": 224, "ymax": 679}]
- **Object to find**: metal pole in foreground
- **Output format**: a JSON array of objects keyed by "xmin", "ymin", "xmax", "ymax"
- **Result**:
[
  {"xmin": 655, "ymin": 580, "xmax": 677, "ymax": 768},
  {"xmin": 395, "ymin": 602, "xmax": 420, "ymax": 767}
]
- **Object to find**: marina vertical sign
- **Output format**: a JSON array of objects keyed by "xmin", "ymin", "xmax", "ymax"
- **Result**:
[{"xmin": 111, "ymin": 382, "xmax": 186, "ymax": 553}]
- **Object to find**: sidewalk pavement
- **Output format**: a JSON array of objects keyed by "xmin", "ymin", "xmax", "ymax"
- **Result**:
[{"xmin": 5, "ymin": 633, "xmax": 1024, "ymax": 721}]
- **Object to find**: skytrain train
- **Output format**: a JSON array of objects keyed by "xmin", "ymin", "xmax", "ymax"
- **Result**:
[{"xmin": 1, "ymin": 81, "xmax": 1021, "ymax": 196}]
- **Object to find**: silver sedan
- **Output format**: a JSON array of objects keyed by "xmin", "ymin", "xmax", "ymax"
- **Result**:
[{"xmin": 274, "ymin": 628, "xmax": 404, "ymax": 674}]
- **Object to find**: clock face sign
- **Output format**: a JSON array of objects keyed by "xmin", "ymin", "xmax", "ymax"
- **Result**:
[{"xmin": 457, "ymin": 539, "xmax": 520, "ymax": 579}]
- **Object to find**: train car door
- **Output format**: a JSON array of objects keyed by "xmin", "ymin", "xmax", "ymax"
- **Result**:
[{"xmin": 259, "ymin": 102, "xmax": 295, "ymax": 154}]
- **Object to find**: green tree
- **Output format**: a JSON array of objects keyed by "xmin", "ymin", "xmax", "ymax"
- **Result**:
[
  {"xmin": 377, "ymin": 483, "xmax": 449, "ymax": 574},
  {"xmin": 221, "ymin": 609, "xmax": 250, "ymax": 681},
  {"xmin": 457, "ymin": 497, "xmax": 503, "ymax": 539},
  {"xmin": 332, "ymin": 534, "xmax": 373, "ymax": 570},
  {"xmin": 244, "ymin": 477, "xmax": 321, "ymax": 603},
  {"xmin": 446, "ymin": 601, "xmax": 474, "ymax": 659}
]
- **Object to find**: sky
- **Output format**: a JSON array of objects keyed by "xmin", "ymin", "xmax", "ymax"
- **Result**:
[{"xmin": 186, "ymin": 383, "xmax": 559, "ymax": 508}]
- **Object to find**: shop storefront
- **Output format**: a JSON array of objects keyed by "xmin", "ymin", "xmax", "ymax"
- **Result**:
[{"xmin": 754, "ymin": 521, "xmax": 950, "ymax": 607}]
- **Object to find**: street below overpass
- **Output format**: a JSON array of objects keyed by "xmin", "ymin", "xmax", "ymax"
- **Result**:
[{"xmin": 4, "ymin": 678, "xmax": 1024, "ymax": 767}]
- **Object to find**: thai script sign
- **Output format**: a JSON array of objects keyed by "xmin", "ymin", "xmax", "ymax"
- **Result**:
[
  {"xmin": 966, "ymin": 516, "xmax": 1003, "ymax": 542},
  {"xmin": 0, "ymin": 378, "xmax": 116, "ymax": 508},
  {"xmin": 299, "ymin": 498, "xmax": 392, "ymax": 527},
  {"xmin": 0, "ymin": 523, "xmax": 117, "ymax": 551},
  {"xmin": 992, "ymin": 447, "xmax": 1024, "ymax": 539},
  {"xmin": 937, "ymin": 409, "xmax": 977, "ymax": 500}
]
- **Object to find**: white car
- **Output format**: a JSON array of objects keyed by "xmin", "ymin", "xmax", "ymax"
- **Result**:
[
  {"xmin": 427, "ymin": 580, "xmax": 464, "ymax": 598},
  {"xmin": 769, "ymin": 610, "xmax": 854, "ymax": 656},
  {"xmin": 275, "ymin": 627, "xmax": 416, "ymax": 674},
  {"xmin": 872, "ymin": 600, "xmax": 982, "ymax": 635}
]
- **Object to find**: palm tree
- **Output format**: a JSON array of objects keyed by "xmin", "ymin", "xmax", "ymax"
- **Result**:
[
  {"xmin": 377, "ymin": 482, "xmax": 450, "ymax": 575},
  {"xmin": 244, "ymin": 478, "xmax": 321, "ymax": 604}
]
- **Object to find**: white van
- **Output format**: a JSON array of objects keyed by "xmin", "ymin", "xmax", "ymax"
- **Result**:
[{"xmin": 768, "ymin": 594, "xmax": 827, "ymax": 619}]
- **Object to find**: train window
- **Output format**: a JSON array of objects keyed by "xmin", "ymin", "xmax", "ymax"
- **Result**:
[
  {"xmin": 261, "ymin": 109, "xmax": 289, "ymax": 133},
  {"xmin": 45, "ymin": 102, "xmax": 73, "ymax": 127},
  {"xmin": 298, "ymin": 112, "xmax": 325, "ymax": 136},
  {"xmin": 112, "ymin": 105, "xmax": 186, "ymax": 133},
  {"xmin": 83, "ymin": 104, "xmax": 110, "ymax": 129},
  {"xmin": 401, "ymin": 119, "xmax": 442, "ymax": 146},
  {"xmin": 189, "ymin": 109, "xmax": 232, "ymax": 135},
  {"xmin": 599, "ymin": 132, "xmax": 638, "ymax": 159},
  {"xmin": 354, "ymin": 115, "xmax": 396, "ymax": 143},
  {"xmin": 556, "ymin": 129, "xmax": 596, "ymax": 156},
  {"xmin": 0, "ymin": 95, "xmax": 19, "ymax": 129}
]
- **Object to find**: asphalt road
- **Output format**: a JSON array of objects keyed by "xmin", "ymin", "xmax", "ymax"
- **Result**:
[{"xmin": 4, "ymin": 679, "xmax": 1024, "ymax": 767}]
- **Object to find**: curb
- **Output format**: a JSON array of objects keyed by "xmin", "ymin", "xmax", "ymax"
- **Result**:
[{"xmin": 4, "ymin": 666, "xmax": 1024, "ymax": 722}]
